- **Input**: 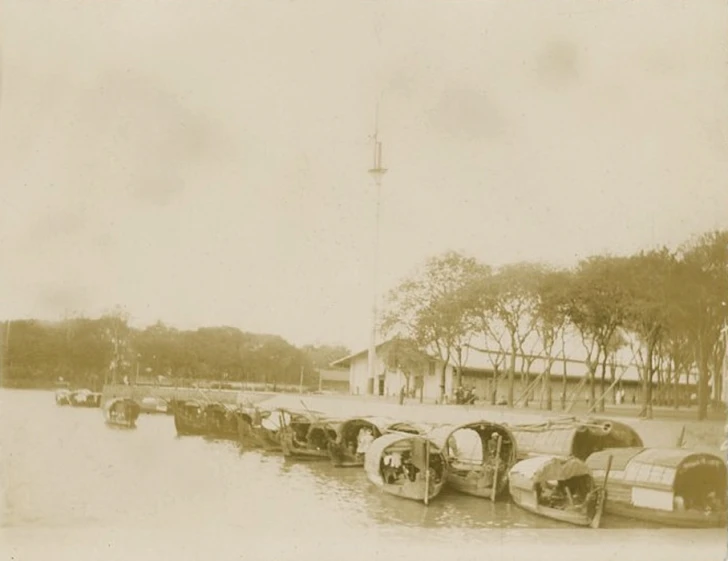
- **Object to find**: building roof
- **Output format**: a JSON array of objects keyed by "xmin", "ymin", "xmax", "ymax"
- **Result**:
[
  {"xmin": 330, "ymin": 329, "xmax": 693, "ymax": 385},
  {"xmin": 318, "ymin": 368, "xmax": 349, "ymax": 382}
]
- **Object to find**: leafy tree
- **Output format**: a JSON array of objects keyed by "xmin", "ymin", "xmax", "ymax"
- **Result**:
[
  {"xmin": 380, "ymin": 336, "xmax": 431, "ymax": 396},
  {"xmin": 566, "ymin": 256, "xmax": 629, "ymax": 410},
  {"xmin": 621, "ymin": 249, "xmax": 678, "ymax": 418},
  {"xmin": 677, "ymin": 230, "xmax": 728, "ymax": 420},
  {"xmin": 489, "ymin": 262, "xmax": 543, "ymax": 408},
  {"xmin": 381, "ymin": 251, "xmax": 480, "ymax": 402},
  {"xmin": 533, "ymin": 268, "xmax": 572, "ymax": 410}
]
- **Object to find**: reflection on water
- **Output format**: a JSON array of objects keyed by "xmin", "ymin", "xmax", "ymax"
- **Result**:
[{"xmin": 0, "ymin": 389, "xmax": 664, "ymax": 534}]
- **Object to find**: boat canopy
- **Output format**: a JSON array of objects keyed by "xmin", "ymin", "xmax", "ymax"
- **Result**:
[
  {"xmin": 509, "ymin": 455, "xmax": 592, "ymax": 492},
  {"xmin": 385, "ymin": 421, "xmax": 435, "ymax": 436},
  {"xmin": 337, "ymin": 417, "xmax": 396, "ymax": 437},
  {"xmin": 364, "ymin": 433, "xmax": 436, "ymax": 486},
  {"xmin": 586, "ymin": 448, "xmax": 727, "ymax": 492},
  {"xmin": 104, "ymin": 397, "xmax": 140, "ymax": 414},
  {"xmin": 510, "ymin": 417, "xmax": 643, "ymax": 460},
  {"xmin": 428, "ymin": 421, "xmax": 517, "ymax": 455}
]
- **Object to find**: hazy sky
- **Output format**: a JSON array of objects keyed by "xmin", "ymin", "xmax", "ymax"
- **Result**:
[{"xmin": 1, "ymin": 0, "xmax": 727, "ymax": 351}]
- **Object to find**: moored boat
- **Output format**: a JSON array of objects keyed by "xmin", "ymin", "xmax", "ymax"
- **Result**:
[
  {"xmin": 327, "ymin": 417, "xmax": 396, "ymax": 467},
  {"xmin": 104, "ymin": 398, "xmax": 141, "ymax": 428},
  {"xmin": 428, "ymin": 421, "xmax": 517, "ymax": 500},
  {"xmin": 139, "ymin": 396, "xmax": 168, "ymax": 415},
  {"xmin": 204, "ymin": 402, "xmax": 243, "ymax": 440},
  {"xmin": 237, "ymin": 406, "xmax": 283, "ymax": 451},
  {"xmin": 508, "ymin": 455, "xmax": 609, "ymax": 527},
  {"xmin": 509, "ymin": 416, "xmax": 643, "ymax": 460},
  {"xmin": 364, "ymin": 433, "xmax": 448, "ymax": 504},
  {"xmin": 55, "ymin": 388, "xmax": 72, "ymax": 406},
  {"xmin": 586, "ymin": 447, "xmax": 727, "ymax": 528},
  {"xmin": 70, "ymin": 389, "xmax": 103, "ymax": 408},
  {"xmin": 278, "ymin": 408, "xmax": 341, "ymax": 460},
  {"xmin": 173, "ymin": 400, "xmax": 208, "ymax": 436}
]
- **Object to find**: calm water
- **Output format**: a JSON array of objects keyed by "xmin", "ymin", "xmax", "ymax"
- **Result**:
[{"xmin": 1, "ymin": 390, "xmax": 724, "ymax": 561}]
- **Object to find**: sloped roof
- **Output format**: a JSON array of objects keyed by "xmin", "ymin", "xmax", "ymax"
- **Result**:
[{"xmin": 331, "ymin": 331, "xmax": 651, "ymax": 383}]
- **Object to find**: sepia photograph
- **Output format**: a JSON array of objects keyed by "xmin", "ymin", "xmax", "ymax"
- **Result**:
[{"xmin": 1, "ymin": 0, "xmax": 726, "ymax": 560}]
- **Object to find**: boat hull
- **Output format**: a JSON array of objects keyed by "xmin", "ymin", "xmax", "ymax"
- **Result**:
[
  {"xmin": 375, "ymin": 479, "xmax": 445, "ymax": 503},
  {"xmin": 603, "ymin": 502, "xmax": 727, "ymax": 529},
  {"xmin": 280, "ymin": 435, "xmax": 330, "ymax": 460},
  {"xmin": 510, "ymin": 487, "xmax": 595, "ymax": 527},
  {"xmin": 327, "ymin": 443, "xmax": 364, "ymax": 467}
]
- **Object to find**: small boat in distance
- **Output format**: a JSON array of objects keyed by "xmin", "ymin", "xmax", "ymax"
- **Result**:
[
  {"xmin": 586, "ymin": 447, "xmax": 727, "ymax": 528},
  {"xmin": 428, "ymin": 421, "xmax": 518, "ymax": 500},
  {"xmin": 508, "ymin": 455, "xmax": 610, "ymax": 528},
  {"xmin": 55, "ymin": 388, "xmax": 72, "ymax": 406},
  {"xmin": 364, "ymin": 433, "xmax": 448, "ymax": 504},
  {"xmin": 139, "ymin": 396, "xmax": 168, "ymax": 415},
  {"xmin": 104, "ymin": 398, "xmax": 141, "ymax": 429},
  {"xmin": 509, "ymin": 416, "xmax": 643, "ymax": 461},
  {"xmin": 327, "ymin": 417, "xmax": 395, "ymax": 467},
  {"xmin": 70, "ymin": 389, "xmax": 103, "ymax": 408}
]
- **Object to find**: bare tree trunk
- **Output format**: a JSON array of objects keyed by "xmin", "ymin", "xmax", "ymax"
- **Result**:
[
  {"xmin": 440, "ymin": 362, "xmax": 448, "ymax": 403},
  {"xmin": 508, "ymin": 334, "xmax": 516, "ymax": 408},
  {"xmin": 672, "ymin": 362, "xmax": 679, "ymax": 410},
  {"xmin": 491, "ymin": 367, "xmax": 498, "ymax": 405},
  {"xmin": 697, "ymin": 334, "xmax": 710, "ymax": 421},
  {"xmin": 599, "ymin": 350, "xmax": 608, "ymax": 412}
]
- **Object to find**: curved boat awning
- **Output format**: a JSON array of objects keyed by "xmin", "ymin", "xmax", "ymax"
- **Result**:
[
  {"xmin": 364, "ymin": 433, "xmax": 438, "ymax": 485},
  {"xmin": 428, "ymin": 421, "xmax": 516, "ymax": 453},
  {"xmin": 587, "ymin": 447, "xmax": 727, "ymax": 491},
  {"xmin": 385, "ymin": 421, "xmax": 436, "ymax": 436},
  {"xmin": 509, "ymin": 455, "xmax": 592, "ymax": 491}
]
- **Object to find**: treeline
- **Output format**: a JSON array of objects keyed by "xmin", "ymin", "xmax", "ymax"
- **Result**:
[
  {"xmin": 381, "ymin": 230, "xmax": 728, "ymax": 420},
  {"xmin": 0, "ymin": 315, "xmax": 350, "ymax": 392}
]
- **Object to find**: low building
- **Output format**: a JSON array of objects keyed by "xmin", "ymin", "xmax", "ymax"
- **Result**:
[
  {"xmin": 316, "ymin": 367, "xmax": 350, "ymax": 393},
  {"xmin": 331, "ymin": 335, "xmax": 699, "ymax": 407}
]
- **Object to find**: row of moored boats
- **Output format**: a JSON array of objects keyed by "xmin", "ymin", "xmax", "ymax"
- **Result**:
[{"xmin": 87, "ymin": 394, "xmax": 727, "ymax": 529}]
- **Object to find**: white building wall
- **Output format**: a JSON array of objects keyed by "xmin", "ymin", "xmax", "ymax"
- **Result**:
[{"xmin": 347, "ymin": 350, "xmax": 455, "ymax": 400}]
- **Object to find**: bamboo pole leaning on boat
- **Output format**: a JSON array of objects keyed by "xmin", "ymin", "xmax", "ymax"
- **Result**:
[
  {"xmin": 491, "ymin": 434, "xmax": 502, "ymax": 503},
  {"xmin": 589, "ymin": 454, "xmax": 613, "ymax": 529},
  {"xmin": 424, "ymin": 438, "xmax": 431, "ymax": 506}
]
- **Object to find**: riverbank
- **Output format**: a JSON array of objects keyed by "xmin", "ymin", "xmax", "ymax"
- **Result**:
[
  {"xmin": 246, "ymin": 391, "xmax": 727, "ymax": 451},
  {"xmin": 93, "ymin": 384, "xmax": 727, "ymax": 449}
]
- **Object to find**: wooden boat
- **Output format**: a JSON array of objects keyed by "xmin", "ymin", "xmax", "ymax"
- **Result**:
[
  {"xmin": 55, "ymin": 388, "xmax": 72, "ymax": 406},
  {"xmin": 509, "ymin": 416, "xmax": 643, "ymax": 460},
  {"xmin": 278, "ymin": 408, "xmax": 341, "ymax": 460},
  {"xmin": 586, "ymin": 447, "xmax": 727, "ymax": 528},
  {"xmin": 428, "ymin": 421, "xmax": 518, "ymax": 500},
  {"xmin": 104, "ymin": 398, "xmax": 141, "ymax": 428},
  {"xmin": 237, "ymin": 406, "xmax": 283, "ymax": 451},
  {"xmin": 364, "ymin": 433, "xmax": 448, "ymax": 504},
  {"xmin": 139, "ymin": 396, "xmax": 168, "ymax": 415},
  {"xmin": 70, "ymin": 389, "xmax": 103, "ymax": 408},
  {"xmin": 173, "ymin": 400, "xmax": 207, "ymax": 436},
  {"xmin": 508, "ymin": 455, "xmax": 610, "ymax": 527},
  {"xmin": 385, "ymin": 421, "xmax": 436, "ymax": 435},
  {"xmin": 204, "ymin": 402, "xmax": 243, "ymax": 440},
  {"xmin": 327, "ymin": 417, "xmax": 397, "ymax": 467}
]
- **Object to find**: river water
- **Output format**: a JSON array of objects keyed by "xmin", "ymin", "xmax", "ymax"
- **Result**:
[{"xmin": 1, "ymin": 390, "xmax": 724, "ymax": 560}]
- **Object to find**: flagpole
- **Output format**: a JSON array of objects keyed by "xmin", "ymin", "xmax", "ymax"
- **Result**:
[{"xmin": 367, "ymin": 104, "xmax": 387, "ymax": 396}]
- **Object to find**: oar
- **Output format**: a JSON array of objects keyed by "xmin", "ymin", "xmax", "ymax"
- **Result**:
[
  {"xmin": 491, "ymin": 434, "xmax": 503, "ymax": 502},
  {"xmin": 590, "ymin": 454, "xmax": 613, "ymax": 529}
]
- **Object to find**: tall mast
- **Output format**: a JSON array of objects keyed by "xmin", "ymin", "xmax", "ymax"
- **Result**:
[{"xmin": 367, "ymin": 104, "xmax": 387, "ymax": 395}]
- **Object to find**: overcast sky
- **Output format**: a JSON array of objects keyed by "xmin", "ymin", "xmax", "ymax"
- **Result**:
[{"xmin": 1, "ymin": 0, "xmax": 726, "ymax": 351}]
